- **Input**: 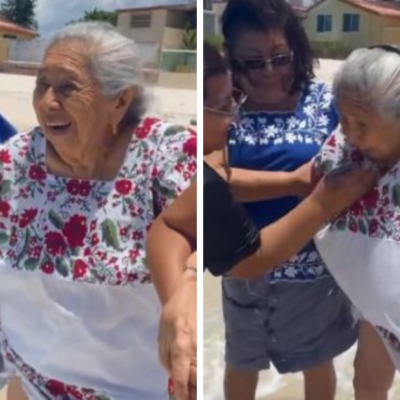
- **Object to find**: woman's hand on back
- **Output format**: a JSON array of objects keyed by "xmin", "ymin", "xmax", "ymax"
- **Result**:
[{"xmin": 310, "ymin": 165, "xmax": 380, "ymax": 219}]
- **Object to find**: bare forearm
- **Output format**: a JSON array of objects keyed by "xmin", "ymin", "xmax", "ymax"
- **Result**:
[
  {"xmin": 216, "ymin": 166, "xmax": 299, "ymax": 202},
  {"xmin": 232, "ymin": 196, "xmax": 327, "ymax": 278},
  {"xmin": 147, "ymin": 219, "xmax": 193, "ymax": 305}
]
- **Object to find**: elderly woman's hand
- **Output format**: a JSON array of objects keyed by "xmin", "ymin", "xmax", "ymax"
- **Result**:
[
  {"xmin": 310, "ymin": 164, "xmax": 380, "ymax": 219},
  {"xmin": 158, "ymin": 262, "xmax": 197, "ymax": 400}
]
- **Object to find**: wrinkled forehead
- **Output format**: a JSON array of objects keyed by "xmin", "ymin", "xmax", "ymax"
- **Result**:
[{"xmin": 336, "ymin": 91, "xmax": 376, "ymax": 119}]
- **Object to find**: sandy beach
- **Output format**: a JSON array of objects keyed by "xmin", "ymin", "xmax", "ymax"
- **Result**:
[{"xmin": 203, "ymin": 59, "xmax": 400, "ymax": 399}]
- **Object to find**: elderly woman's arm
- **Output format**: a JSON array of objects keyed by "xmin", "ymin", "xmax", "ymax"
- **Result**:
[{"xmin": 205, "ymin": 150, "xmax": 314, "ymax": 202}]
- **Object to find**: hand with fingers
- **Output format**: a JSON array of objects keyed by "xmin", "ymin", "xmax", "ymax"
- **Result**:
[{"xmin": 158, "ymin": 264, "xmax": 197, "ymax": 400}]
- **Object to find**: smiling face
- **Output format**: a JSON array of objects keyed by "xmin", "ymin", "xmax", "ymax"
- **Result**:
[
  {"xmin": 33, "ymin": 40, "xmax": 123, "ymax": 160},
  {"xmin": 337, "ymin": 92, "xmax": 400, "ymax": 165},
  {"xmin": 232, "ymin": 29, "xmax": 294, "ymax": 105}
]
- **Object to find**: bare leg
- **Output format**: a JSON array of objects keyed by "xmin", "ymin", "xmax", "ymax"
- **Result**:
[
  {"xmin": 354, "ymin": 321, "xmax": 395, "ymax": 400},
  {"xmin": 224, "ymin": 364, "xmax": 258, "ymax": 400},
  {"xmin": 303, "ymin": 360, "xmax": 336, "ymax": 400}
]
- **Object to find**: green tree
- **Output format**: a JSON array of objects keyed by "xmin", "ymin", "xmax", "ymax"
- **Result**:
[
  {"xmin": 67, "ymin": 8, "xmax": 118, "ymax": 27},
  {"xmin": 0, "ymin": 0, "xmax": 38, "ymax": 30},
  {"xmin": 182, "ymin": 28, "xmax": 197, "ymax": 50}
]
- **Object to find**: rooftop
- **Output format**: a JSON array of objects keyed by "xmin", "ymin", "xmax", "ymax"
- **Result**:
[
  {"xmin": 117, "ymin": 0, "xmax": 196, "ymax": 13},
  {"xmin": 0, "ymin": 18, "xmax": 37, "ymax": 37}
]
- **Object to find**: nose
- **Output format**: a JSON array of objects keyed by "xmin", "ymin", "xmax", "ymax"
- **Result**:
[{"xmin": 41, "ymin": 87, "xmax": 61, "ymax": 112}]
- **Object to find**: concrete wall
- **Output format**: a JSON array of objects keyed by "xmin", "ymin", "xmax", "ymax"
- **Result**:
[
  {"xmin": 8, "ymin": 38, "xmax": 48, "ymax": 62},
  {"xmin": 0, "ymin": 30, "xmax": 35, "ymax": 40},
  {"xmin": 303, "ymin": 0, "xmax": 381, "ymax": 49},
  {"xmin": 158, "ymin": 71, "xmax": 196, "ymax": 89},
  {"xmin": 117, "ymin": 9, "xmax": 166, "ymax": 45},
  {"xmin": 162, "ymin": 27, "xmax": 183, "ymax": 49},
  {"xmin": 0, "ymin": 39, "xmax": 9, "ymax": 61}
]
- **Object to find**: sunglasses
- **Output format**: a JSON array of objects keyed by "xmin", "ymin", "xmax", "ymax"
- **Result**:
[
  {"xmin": 233, "ymin": 52, "xmax": 293, "ymax": 73},
  {"xmin": 204, "ymin": 90, "xmax": 247, "ymax": 119}
]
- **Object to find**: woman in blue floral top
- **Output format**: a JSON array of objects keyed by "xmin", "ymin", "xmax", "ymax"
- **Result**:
[{"xmin": 209, "ymin": 1, "xmax": 356, "ymax": 399}]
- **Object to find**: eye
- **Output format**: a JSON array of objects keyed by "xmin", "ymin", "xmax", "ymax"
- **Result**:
[
  {"xmin": 36, "ymin": 78, "xmax": 50, "ymax": 91},
  {"xmin": 57, "ymin": 83, "xmax": 77, "ymax": 96}
]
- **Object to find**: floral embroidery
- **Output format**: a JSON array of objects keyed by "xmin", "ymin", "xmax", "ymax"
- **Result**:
[
  {"xmin": 314, "ymin": 127, "xmax": 400, "ymax": 241},
  {"xmin": 0, "ymin": 118, "xmax": 196, "ymax": 285}
]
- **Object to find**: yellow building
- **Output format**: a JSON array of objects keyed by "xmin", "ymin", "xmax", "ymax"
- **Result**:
[
  {"xmin": 303, "ymin": 0, "xmax": 400, "ymax": 50},
  {"xmin": 0, "ymin": 17, "xmax": 37, "ymax": 40}
]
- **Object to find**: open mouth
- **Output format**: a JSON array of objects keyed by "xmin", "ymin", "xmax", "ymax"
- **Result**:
[{"xmin": 46, "ymin": 122, "xmax": 72, "ymax": 134}]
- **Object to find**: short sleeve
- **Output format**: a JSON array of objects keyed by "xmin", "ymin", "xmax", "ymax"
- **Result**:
[
  {"xmin": 204, "ymin": 165, "xmax": 260, "ymax": 276},
  {"xmin": 152, "ymin": 123, "xmax": 197, "ymax": 214}
]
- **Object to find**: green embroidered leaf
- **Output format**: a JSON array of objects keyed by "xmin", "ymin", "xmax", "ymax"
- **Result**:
[
  {"xmin": 101, "ymin": 219, "xmax": 121, "ymax": 250},
  {"xmin": 0, "ymin": 180, "xmax": 11, "ymax": 196},
  {"xmin": 321, "ymin": 160, "xmax": 334, "ymax": 174},
  {"xmin": 164, "ymin": 125, "xmax": 185, "ymax": 136},
  {"xmin": 56, "ymin": 258, "xmax": 70, "ymax": 277},
  {"xmin": 71, "ymin": 247, "xmax": 80, "ymax": 257},
  {"xmin": 358, "ymin": 219, "xmax": 367, "ymax": 235},
  {"xmin": 49, "ymin": 209, "xmax": 64, "ymax": 230},
  {"xmin": 24, "ymin": 258, "xmax": 39, "ymax": 271},
  {"xmin": 0, "ymin": 232, "xmax": 8, "ymax": 245},
  {"xmin": 336, "ymin": 218, "xmax": 347, "ymax": 231},
  {"xmin": 392, "ymin": 185, "xmax": 400, "ymax": 207}
]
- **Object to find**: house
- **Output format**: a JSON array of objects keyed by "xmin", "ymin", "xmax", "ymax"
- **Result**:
[
  {"xmin": 116, "ymin": 0, "xmax": 196, "ymax": 69},
  {"xmin": 0, "ymin": 18, "xmax": 37, "ymax": 40},
  {"xmin": 0, "ymin": 18, "xmax": 37, "ymax": 63},
  {"xmin": 303, "ymin": 0, "xmax": 400, "ymax": 50}
]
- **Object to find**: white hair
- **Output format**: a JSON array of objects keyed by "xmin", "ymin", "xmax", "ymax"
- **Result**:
[
  {"xmin": 47, "ymin": 21, "xmax": 143, "ymax": 97},
  {"xmin": 333, "ymin": 47, "xmax": 400, "ymax": 119}
]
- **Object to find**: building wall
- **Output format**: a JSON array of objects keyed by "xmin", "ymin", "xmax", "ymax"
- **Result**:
[
  {"xmin": 162, "ymin": 27, "xmax": 183, "ymax": 49},
  {"xmin": 0, "ymin": 31, "xmax": 35, "ymax": 40},
  {"xmin": 204, "ymin": 11, "xmax": 216, "ymax": 37},
  {"xmin": 117, "ymin": 9, "xmax": 166, "ymax": 45},
  {"xmin": 0, "ymin": 38, "xmax": 9, "ymax": 61},
  {"xmin": 303, "ymin": 0, "xmax": 381, "ymax": 49}
]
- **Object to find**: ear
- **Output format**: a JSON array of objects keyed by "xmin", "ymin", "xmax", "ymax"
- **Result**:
[{"xmin": 110, "ymin": 86, "xmax": 138, "ymax": 131}]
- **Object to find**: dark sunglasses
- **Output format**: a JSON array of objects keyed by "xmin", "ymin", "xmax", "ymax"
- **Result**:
[{"xmin": 232, "ymin": 52, "xmax": 293, "ymax": 73}]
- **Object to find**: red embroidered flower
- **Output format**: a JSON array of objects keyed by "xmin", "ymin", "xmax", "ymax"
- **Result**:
[
  {"xmin": 183, "ymin": 137, "xmax": 197, "ymax": 157},
  {"xmin": 132, "ymin": 230, "xmax": 143, "ymax": 241},
  {"xmin": 120, "ymin": 227, "xmax": 128, "ymax": 237},
  {"xmin": 151, "ymin": 166, "xmax": 158, "ymax": 179},
  {"xmin": 362, "ymin": 188, "xmax": 380, "ymax": 210},
  {"xmin": 19, "ymin": 208, "xmax": 38, "ymax": 228},
  {"xmin": 129, "ymin": 248, "xmax": 140, "ymax": 261},
  {"xmin": 62, "ymin": 215, "xmax": 87, "ymax": 248},
  {"xmin": 91, "ymin": 233, "xmax": 100, "ymax": 246},
  {"xmin": 136, "ymin": 118, "xmax": 159, "ymax": 139},
  {"xmin": 115, "ymin": 179, "xmax": 133, "ymax": 196},
  {"xmin": 0, "ymin": 149, "xmax": 11, "ymax": 164},
  {"xmin": 29, "ymin": 165, "xmax": 46, "ymax": 181},
  {"xmin": 46, "ymin": 379, "xmax": 66, "ymax": 396},
  {"xmin": 0, "ymin": 201, "xmax": 10, "ymax": 217},
  {"xmin": 73, "ymin": 259, "xmax": 88, "ymax": 279},
  {"xmin": 369, "ymin": 219, "xmax": 379, "ymax": 235},
  {"xmin": 79, "ymin": 181, "xmax": 91, "ymax": 197},
  {"xmin": 66, "ymin": 180, "xmax": 80, "ymax": 195},
  {"xmin": 41, "ymin": 260, "xmax": 54, "ymax": 275},
  {"xmin": 45, "ymin": 232, "xmax": 67, "ymax": 256},
  {"xmin": 349, "ymin": 202, "xmax": 364, "ymax": 217},
  {"xmin": 349, "ymin": 220, "xmax": 358, "ymax": 232},
  {"xmin": 66, "ymin": 386, "xmax": 84, "ymax": 399}
]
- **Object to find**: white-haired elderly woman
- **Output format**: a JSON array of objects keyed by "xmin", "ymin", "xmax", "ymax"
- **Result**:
[
  {"xmin": 313, "ymin": 45, "xmax": 400, "ymax": 399},
  {"xmin": 0, "ymin": 22, "xmax": 196, "ymax": 399}
]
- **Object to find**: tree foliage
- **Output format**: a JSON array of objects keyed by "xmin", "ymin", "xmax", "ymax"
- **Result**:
[{"xmin": 0, "ymin": 0, "xmax": 38, "ymax": 30}]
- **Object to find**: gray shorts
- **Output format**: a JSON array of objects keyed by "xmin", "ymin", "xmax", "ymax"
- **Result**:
[{"xmin": 222, "ymin": 275, "xmax": 357, "ymax": 373}]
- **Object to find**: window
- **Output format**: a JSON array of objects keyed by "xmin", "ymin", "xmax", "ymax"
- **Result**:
[
  {"xmin": 204, "ymin": 0, "xmax": 212, "ymax": 10},
  {"xmin": 3, "ymin": 34, "xmax": 17, "ymax": 39},
  {"xmin": 317, "ymin": 15, "xmax": 332, "ymax": 32},
  {"xmin": 130, "ymin": 14, "xmax": 152, "ymax": 28},
  {"xmin": 343, "ymin": 14, "xmax": 360, "ymax": 32}
]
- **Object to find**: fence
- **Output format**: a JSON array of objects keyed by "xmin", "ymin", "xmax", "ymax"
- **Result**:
[{"xmin": 160, "ymin": 49, "xmax": 196, "ymax": 73}]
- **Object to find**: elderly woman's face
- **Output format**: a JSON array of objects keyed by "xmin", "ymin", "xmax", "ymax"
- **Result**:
[
  {"xmin": 338, "ymin": 94, "xmax": 400, "ymax": 164},
  {"xmin": 33, "ymin": 41, "xmax": 120, "ymax": 153},
  {"xmin": 233, "ymin": 29, "xmax": 293, "ymax": 104}
]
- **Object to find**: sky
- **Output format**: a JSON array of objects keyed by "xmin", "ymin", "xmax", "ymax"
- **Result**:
[{"xmin": 0, "ymin": 0, "xmax": 139, "ymax": 35}]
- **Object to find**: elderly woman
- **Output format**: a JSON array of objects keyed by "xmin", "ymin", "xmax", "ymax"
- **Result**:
[
  {"xmin": 314, "ymin": 45, "xmax": 400, "ymax": 400},
  {"xmin": 0, "ymin": 22, "xmax": 196, "ymax": 399},
  {"xmin": 207, "ymin": 1, "xmax": 357, "ymax": 399}
]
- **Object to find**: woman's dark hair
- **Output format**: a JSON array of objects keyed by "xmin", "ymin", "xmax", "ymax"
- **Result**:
[
  {"xmin": 204, "ymin": 41, "xmax": 229, "ymax": 99},
  {"xmin": 222, "ymin": 0, "xmax": 317, "ymax": 93}
]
